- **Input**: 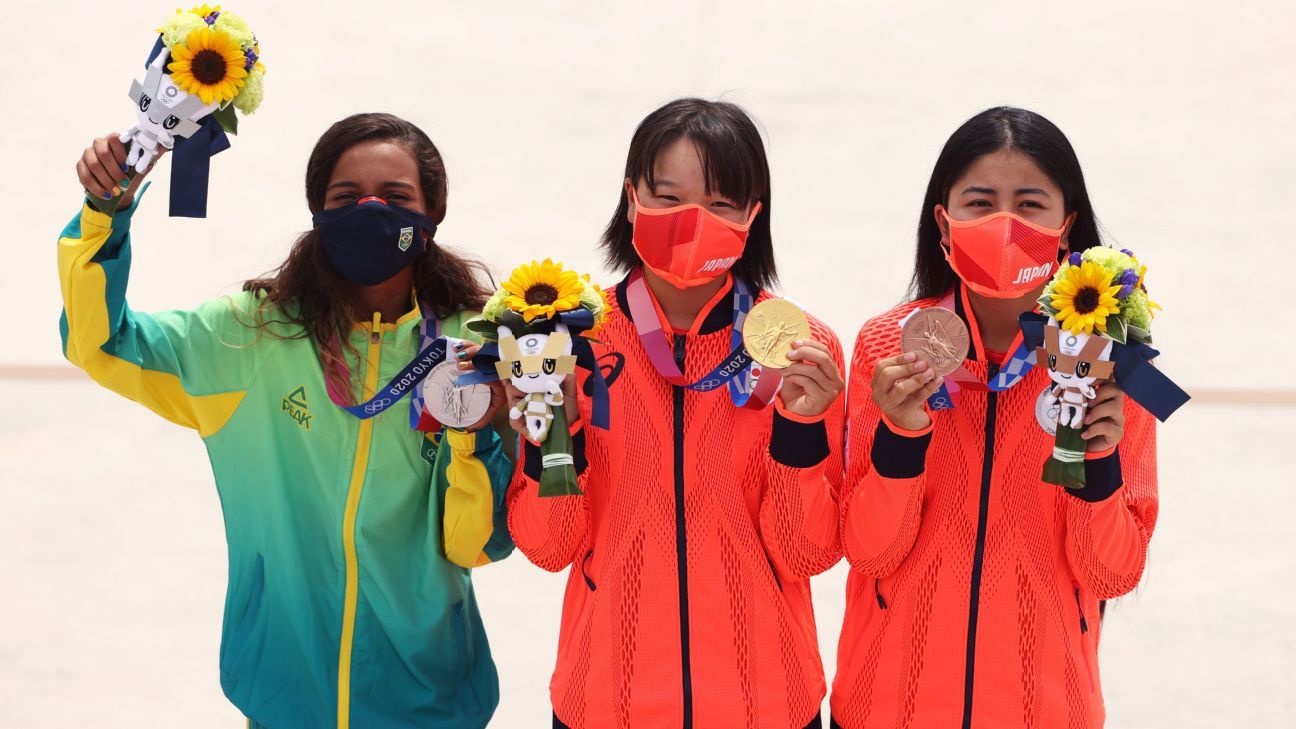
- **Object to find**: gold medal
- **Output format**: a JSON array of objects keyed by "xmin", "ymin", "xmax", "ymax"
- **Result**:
[
  {"xmin": 900, "ymin": 307, "xmax": 970, "ymax": 377},
  {"xmin": 742, "ymin": 298, "xmax": 811, "ymax": 369}
]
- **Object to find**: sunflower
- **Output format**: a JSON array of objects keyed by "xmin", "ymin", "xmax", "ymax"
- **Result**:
[
  {"xmin": 1049, "ymin": 261, "xmax": 1123, "ymax": 335},
  {"xmin": 502, "ymin": 259, "xmax": 585, "ymax": 322},
  {"xmin": 168, "ymin": 26, "xmax": 249, "ymax": 105}
]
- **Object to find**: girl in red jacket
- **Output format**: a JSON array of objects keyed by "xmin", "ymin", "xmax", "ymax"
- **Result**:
[
  {"xmin": 832, "ymin": 107, "xmax": 1157, "ymax": 729},
  {"xmin": 506, "ymin": 98, "xmax": 847, "ymax": 729}
]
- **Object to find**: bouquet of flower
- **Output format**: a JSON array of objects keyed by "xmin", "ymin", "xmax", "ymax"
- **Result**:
[
  {"xmin": 1034, "ymin": 247, "xmax": 1161, "ymax": 488},
  {"xmin": 90, "ymin": 5, "xmax": 265, "ymax": 217},
  {"xmin": 468, "ymin": 260, "xmax": 609, "ymax": 497}
]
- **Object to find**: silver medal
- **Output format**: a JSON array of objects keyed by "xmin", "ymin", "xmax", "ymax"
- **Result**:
[
  {"xmin": 422, "ymin": 361, "xmax": 492, "ymax": 429},
  {"xmin": 1034, "ymin": 384, "xmax": 1059, "ymax": 437}
]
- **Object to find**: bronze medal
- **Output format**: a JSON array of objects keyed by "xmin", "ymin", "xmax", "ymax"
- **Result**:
[{"xmin": 900, "ymin": 307, "xmax": 970, "ymax": 377}]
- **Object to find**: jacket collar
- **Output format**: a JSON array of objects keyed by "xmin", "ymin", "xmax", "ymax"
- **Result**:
[{"xmin": 614, "ymin": 270, "xmax": 738, "ymax": 335}]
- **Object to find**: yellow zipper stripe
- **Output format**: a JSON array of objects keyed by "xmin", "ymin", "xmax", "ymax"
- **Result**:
[{"xmin": 337, "ymin": 312, "xmax": 384, "ymax": 729}]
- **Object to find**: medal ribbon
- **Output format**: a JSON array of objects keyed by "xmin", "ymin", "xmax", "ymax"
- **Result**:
[
  {"xmin": 325, "ymin": 300, "xmax": 454, "ymax": 422},
  {"xmin": 626, "ymin": 268, "xmax": 781, "ymax": 409},
  {"xmin": 920, "ymin": 287, "xmax": 1038, "ymax": 410}
]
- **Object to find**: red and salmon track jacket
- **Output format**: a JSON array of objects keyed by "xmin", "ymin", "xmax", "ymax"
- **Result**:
[
  {"xmin": 832, "ymin": 286, "xmax": 1158, "ymax": 729},
  {"xmin": 508, "ymin": 273, "xmax": 846, "ymax": 729}
]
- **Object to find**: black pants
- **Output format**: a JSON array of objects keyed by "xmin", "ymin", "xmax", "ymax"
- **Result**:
[{"xmin": 554, "ymin": 713, "xmax": 823, "ymax": 728}]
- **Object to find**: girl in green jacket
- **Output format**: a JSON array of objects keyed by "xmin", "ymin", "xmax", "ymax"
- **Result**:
[{"xmin": 60, "ymin": 112, "xmax": 513, "ymax": 728}]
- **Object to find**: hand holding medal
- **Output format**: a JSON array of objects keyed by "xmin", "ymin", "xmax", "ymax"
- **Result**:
[
  {"xmin": 86, "ymin": 5, "xmax": 265, "ymax": 218},
  {"xmin": 742, "ymin": 299, "xmax": 844, "ymax": 418},
  {"xmin": 422, "ymin": 357, "xmax": 495, "ymax": 430},
  {"xmin": 871, "ymin": 306, "xmax": 971, "ymax": 432}
]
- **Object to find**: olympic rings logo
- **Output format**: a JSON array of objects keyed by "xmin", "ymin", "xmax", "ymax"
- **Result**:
[{"xmin": 363, "ymin": 397, "xmax": 393, "ymax": 414}]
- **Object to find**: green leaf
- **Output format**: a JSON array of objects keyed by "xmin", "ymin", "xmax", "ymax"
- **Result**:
[
  {"xmin": 465, "ymin": 318, "xmax": 498, "ymax": 340},
  {"xmin": 1104, "ymin": 315, "xmax": 1128, "ymax": 345},
  {"xmin": 212, "ymin": 104, "xmax": 239, "ymax": 135},
  {"xmin": 1127, "ymin": 323, "xmax": 1153, "ymax": 345}
]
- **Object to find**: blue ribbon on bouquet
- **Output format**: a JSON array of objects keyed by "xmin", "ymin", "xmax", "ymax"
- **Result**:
[
  {"xmin": 1019, "ymin": 312, "xmax": 1190, "ymax": 422},
  {"xmin": 144, "ymin": 36, "xmax": 231, "ymax": 218},
  {"xmin": 456, "ymin": 307, "xmax": 611, "ymax": 430}
]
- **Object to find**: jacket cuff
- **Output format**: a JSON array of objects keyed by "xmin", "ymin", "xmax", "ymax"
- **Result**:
[
  {"xmin": 1068, "ymin": 448, "xmax": 1123, "ymax": 502},
  {"xmin": 1085, "ymin": 444, "xmax": 1117, "ymax": 460},
  {"xmin": 444, "ymin": 427, "xmax": 495, "ymax": 455},
  {"xmin": 870, "ymin": 418, "xmax": 932, "ymax": 479},
  {"xmin": 523, "ymin": 428, "xmax": 587, "ymax": 481},
  {"xmin": 81, "ymin": 180, "xmax": 149, "ymax": 230},
  {"xmin": 769, "ymin": 406, "xmax": 830, "ymax": 468}
]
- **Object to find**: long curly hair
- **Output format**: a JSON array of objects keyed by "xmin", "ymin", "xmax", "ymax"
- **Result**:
[{"xmin": 243, "ymin": 113, "xmax": 493, "ymax": 400}]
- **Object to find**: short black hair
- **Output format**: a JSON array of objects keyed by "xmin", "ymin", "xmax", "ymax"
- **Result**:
[
  {"xmin": 599, "ymin": 98, "xmax": 777, "ymax": 291},
  {"xmin": 910, "ymin": 106, "xmax": 1102, "ymax": 300}
]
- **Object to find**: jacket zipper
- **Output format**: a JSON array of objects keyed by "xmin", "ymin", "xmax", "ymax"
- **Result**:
[
  {"xmin": 673, "ymin": 333, "xmax": 694, "ymax": 729},
  {"xmin": 960, "ymin": 363, "xmax": 999, "ymax": 729},
  {"xmin": 1074, "ymin": 581, "xmax": 1097, "ymax": 693},
  {"xmin": 874, "ymin": 577, "xmax": 888, "ymax": 610},
  {"xmin": 337, "ymin": 314, "xmax": 384, "ymax": 729},
  {"xmin": 1073, "ymin": 582, "xmax": 1089, "ymax": 633},
  {"xmin": 582, "ymin": 549, "xmax": 597, "ymax": 591}
]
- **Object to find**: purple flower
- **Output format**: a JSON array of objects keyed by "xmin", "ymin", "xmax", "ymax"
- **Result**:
[
  {"xmin": 244, "ymin": 47, "xmax": 259, "ymax": 70},
  {"xmin": 1120, "ymin": 248, "xmax": 1134, "ymax": 258},
  {"xmin": 1116, "ymin": 268, "xmax": 1139, "ymax": 299},
  {"xmin": 1068, "ymin": 252, "xmax": 1082, "ymax": 266},
  {"xmin": 205, "ymin": 11, "xmax": 221, "ymax": 24}
]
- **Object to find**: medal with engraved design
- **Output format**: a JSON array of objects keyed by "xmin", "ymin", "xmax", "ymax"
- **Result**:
[
  {"xmin": 742, "ymin": 299, "xmax": 811, "ymax": 370},
  {"xmin": 900, "ymin": 307, "xmax": 970, "ymax": 377},
  {"xmin": 422, "ymin": 361, "xmax": 492, "ymax": 429}
]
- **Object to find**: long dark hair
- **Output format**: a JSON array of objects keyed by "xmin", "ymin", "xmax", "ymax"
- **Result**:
[
  {"xmin": 600, "ymin": 98, "xmax": 778, "ymax": 291},
  {"xmin": 910, "ymin": 106, "xmax": 1102, "ymax": 300},
  {"xmin": 243, "ymin": 113, "xmax": 493, "ymax": 393}
]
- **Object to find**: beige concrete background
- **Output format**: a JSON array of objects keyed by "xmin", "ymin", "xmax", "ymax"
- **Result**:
[{"xmin": 1, "ymin": 0, "xmax": 1292, "ymax": 726}]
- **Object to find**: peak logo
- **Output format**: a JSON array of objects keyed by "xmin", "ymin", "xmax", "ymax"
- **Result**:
[{"xmin": 282, "ymin": 386, "xmax": 312, "ymax": 431}]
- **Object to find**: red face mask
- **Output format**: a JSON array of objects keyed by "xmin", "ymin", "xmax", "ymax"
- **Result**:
[
  {"xmin": 941, "ymin": 210, "xmax": 1070, "ymax": 299},
  {"xmin": 630, "ymin": 188, "xmax": 761, "ymax": 289}
]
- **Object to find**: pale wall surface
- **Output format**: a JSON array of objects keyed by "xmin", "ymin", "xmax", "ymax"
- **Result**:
[{"xmin": 1, "ymin": 1, "xmax": 1291, "ymax": 726}]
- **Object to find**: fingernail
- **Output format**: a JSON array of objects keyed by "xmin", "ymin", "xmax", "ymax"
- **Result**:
[
  {"xmin": 119, "ymin": 163, "xmax": 128, "ymax": 172},
  {"xmin": 111, "ymin": 186, "xmax": 121, "ymax": 196},
  {"xmin": 101, "ymin": 192, "xmax": 113, "ymax": 200},
  {"xmin": 914, "ymin": 360, "xmax": 928, "ymax": 370},
  {"xmin": 120, "ymin": 178, "xmax": 131, "ymax": 188},
  {"xmin": 902, "ymin": 353, "xmax": 916, "ymax": 362}
]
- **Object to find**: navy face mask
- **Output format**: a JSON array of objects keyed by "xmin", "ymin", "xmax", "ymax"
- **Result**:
[{"xmin": 313, "ymin": 196, "xmax": 439, "ymax": 286}]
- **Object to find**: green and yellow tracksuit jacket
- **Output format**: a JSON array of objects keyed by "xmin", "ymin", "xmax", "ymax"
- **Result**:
[{"xmin": 57, "ymin": 196, "xmax": 513, "ymax": 729}]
